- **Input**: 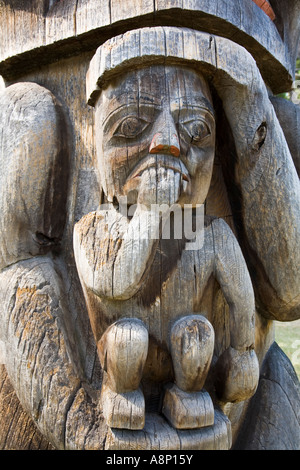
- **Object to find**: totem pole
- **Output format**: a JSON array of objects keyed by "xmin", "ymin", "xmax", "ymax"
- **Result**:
[{"xmin": 0, "ymin": 0, "xmax": 299, "ymax": 450}]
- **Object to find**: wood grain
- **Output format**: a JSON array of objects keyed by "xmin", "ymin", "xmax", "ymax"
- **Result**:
[
  {"xmin": 0, "ymin": 82, "xmax": 69, "ymax": 270},
  {"xmin": 75, "ymin": 57, "xmax": 261, "ymax": 437},
  {"xmin": 0, "ymin": 365, "xmax": 54, "ymax": 450},
  {"xmin": 0, "ymin": 13, "xmax": 298, "ymax": 449},
  {"xmin": 0, "ymin": 0, "xmax": 297, "ymax": 93}
]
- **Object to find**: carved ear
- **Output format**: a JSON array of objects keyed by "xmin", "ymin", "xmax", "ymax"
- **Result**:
[{"xmin": 0, "ymin": 82, "xmax": 70, "ymax": 269}]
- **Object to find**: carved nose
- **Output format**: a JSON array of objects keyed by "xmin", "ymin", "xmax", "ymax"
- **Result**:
[{"xmin": 149, "ymin": 131, "xmax": 180, "ymax": 157}]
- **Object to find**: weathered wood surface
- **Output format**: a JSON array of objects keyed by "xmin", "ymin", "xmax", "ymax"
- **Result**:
[
  {"xmin": 233, "ymin": 342, "xmax": 300, "ymax": 450},
  {"xmin": 99, "ymin": 318, "xmax": 148, "ymax": 430},
  {"xmin": 0, "ymin": 365, "xmax": 54, "ymax": 450},
  {"xmin": 211, "ymin": 39, "xmax": 300, "ymax": 321},
  {"xmin": 0, "ymin": 82, "xmax": 69, "ymax": 270},
  {"xmin": 0, "ymin": 80, "xmax": 105, "ymax": 449},
  {"xmin": 162, "ymin": 315, "xmax": 215, "ymax": 429},
  {"xmin": 0, "ymin": 0, "xmax": 298, "ymax": 94},
  {"xmin": 0, "ymin": 8, "xmax": 298, "ymax": 450},
  {"xmin": 162, "ymin": 384, "xmax": 215, "ymax": 430},
  {"xmin": 169, "ymin": 316, "xmax": 215, "ymax": 393},
  {"xmin": 0, "ymin": 257, "xmax": 107, "ymax": 450},
  {"xmin": 271, "ymin": 0, "xmax": 300, "ymax": 72},
  {"xmin": 75, "ymin": 28, "xmax": 298, "ymax": 446},
  {"xmin": 86, "ymin": 27, "xmax": 300, "ymax": 323},
  {"xmin": 105, "ymin": 410, "xmax": 231, "ymax": 450}
]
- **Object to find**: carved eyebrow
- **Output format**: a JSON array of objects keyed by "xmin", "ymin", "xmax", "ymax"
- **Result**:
[
  {"xmin": 102, "ymin": 95, "xmax": 162, "ymax": 126},
  {"xmin": 173, "ymin": 96, "xmax": 215, "ymax": 117}
]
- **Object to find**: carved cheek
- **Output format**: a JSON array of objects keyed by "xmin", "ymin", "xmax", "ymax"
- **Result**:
[
  {"xmin": 185, "ymin": 146, "xmax": 215, "ymax": 203},
  {"xmin": 100, "ymin": 140, "xmax": 151, "ymax": 199},
  {"xmin": 186, "ymin": 145, "xmax": 214, "ymax": 177},
  {"xmin": 103, "ymin": 149, "xmax": 128, "ymax": 198}
]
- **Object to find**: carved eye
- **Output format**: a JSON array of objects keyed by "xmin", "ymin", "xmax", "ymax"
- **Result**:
[
  {"xmin": 183, "ymin": 119, "xmax": 211, "ymax": 143},
  {"xmin": 114, "ymin": 116, "xmax": 150, "ymax": 139}
]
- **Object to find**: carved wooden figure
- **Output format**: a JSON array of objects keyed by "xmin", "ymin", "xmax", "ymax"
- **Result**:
[
  {"xmin": 75, "ymin": 25, "xmax": 299, "ymax": 448},
  {"xmin": 0, "ymin": 1, "xmax": 299, "ymax": 451},
  {"xmin": 74, "ymin": 63, "xmax": 260, "ymax": 438}
]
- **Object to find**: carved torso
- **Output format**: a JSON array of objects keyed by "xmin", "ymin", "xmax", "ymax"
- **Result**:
[
  {"xmin": 0, "ymin": 3, "xmax": 299, "ymax": 450},
  {"xmin": 74, "ymin": 206, "xmax": 257, "ymax": 415}
]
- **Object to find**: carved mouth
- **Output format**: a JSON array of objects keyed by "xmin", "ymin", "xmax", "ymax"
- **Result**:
[{"xmin": 124, "ymin": 155, "xmax": 190, "ymax": 192}]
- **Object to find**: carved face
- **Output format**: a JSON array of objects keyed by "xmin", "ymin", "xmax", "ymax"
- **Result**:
[{"xmin": 95, "ymin": 65, "xmax": 216, "ymax": 207}]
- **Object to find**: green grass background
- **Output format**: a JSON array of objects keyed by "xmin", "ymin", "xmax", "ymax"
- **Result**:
[{"xmin": 275, "ymin": 319, "xmax": 300, "ymax": 379}]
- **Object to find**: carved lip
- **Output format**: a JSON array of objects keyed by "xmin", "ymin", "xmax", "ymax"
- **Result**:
[{"xmin": 124, "ymin": 155, "xmax": 190, "ymax": 190}]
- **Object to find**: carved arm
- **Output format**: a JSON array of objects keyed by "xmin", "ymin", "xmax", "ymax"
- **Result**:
[
  {"xmin": 211, "ymin": 218, "xmax": 259, "ymax": 403},
  {"xmin": 0, "ymin": 257, "xmax": 104, "ymax": 450},
  {"xmin": 213, "ymin": 39, "xmax": 300, "ymax": 321}
]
